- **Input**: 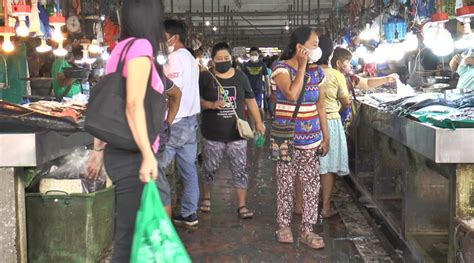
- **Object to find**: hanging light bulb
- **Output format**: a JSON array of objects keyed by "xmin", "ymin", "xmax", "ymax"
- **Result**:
[
  {"xmin": 355, "ymin": 45, "xmax": 368, "ymax": 58},
  {"xmin": 455, "ymin": 18, "xmax": 474, "ymax": 50},
  {"xmin": 422, "ymin": 22, "xmax": 437, "ymax": 49},
  {"xmin": 359, "ymin": 24, "xmax": 375, "ymax": 41},
  {"xmin": 101, "ymin": 50, "xmax": 109, "ymax": 60},
  {"xmin": 387, "ymin": 43, "xmax": 405, "ymax": 61},
  {"xmin": 431, "ymin": 23, "xmax": 454, "ymax": 56},
  {"xmin": 374, "ymin": 42, "xmax": 389, "ymax": 64},
  {"xmin": 50, "ymin": 14, "xmax": 66, "ymax": 43},
  {"xmin": 52, "ymin": 26, "xmax": 63, "ymax": 42},
  {"xmin": 12, "ymin": 3, "xmax": 31, "ymax": 37},
  {"xmin": 156, "ymin": 52, "xmax": 167, "ymax": 65},
  {"xmin": 212, "ymin": 26, "xmax": 217, "ymax": 32},
  {"xmin": 16, "ymin": 16, "xmax": 29, "ymax": 37},
  {"xmin": 53, "ymin": 41, "xmax": 67, "ymax": 57},
  {"xmin": 363, "ymin": 52, "xmax": 375, "ymax": 63},
  {"xmin": 2, "ymin": 35, "xmax": 14, "ymax": 53},
  {"xmin": 88, "ymin": 39, "xmax": 100, "ymax": 54},
  {"xmin": 205, "ymin": 21, "xmax": 211, "ymax": 26},
  {"xmin": 403, "ymin": 32, "xmax": 419, "ymax": 52},
  {"xmin": 36, "ymin": 38, "xmax": 52, "ymax": 53}
]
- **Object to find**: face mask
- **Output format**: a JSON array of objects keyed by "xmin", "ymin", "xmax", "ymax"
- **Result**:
[
  {"xmin": 250, "ymin": 55, "xmax": 259, "ymax": 62},
  {"xmin": 215, "ymin": 61, "xmax": 232, "ymax": 73},
  {"xmin": 339, "ymin": 62, "xmax": 352, "ymax": 74},
  {"xmin": 308, "ymin": 47, "xmax": 323, "ymax": 63}
]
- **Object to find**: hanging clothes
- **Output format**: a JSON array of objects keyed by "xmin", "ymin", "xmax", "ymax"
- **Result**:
[{"xmin": 29, "ymin": 0, "xmax": 41, "ymax": 33}]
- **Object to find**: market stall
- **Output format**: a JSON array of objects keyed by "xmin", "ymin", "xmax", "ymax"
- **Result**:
[
  {"xmin": 347, "ymin": 92, "xmax": 473, "ymax": 261},
  {"xmin": 328, "ymin": 0, "xmax": 474, "ymax": 257}
]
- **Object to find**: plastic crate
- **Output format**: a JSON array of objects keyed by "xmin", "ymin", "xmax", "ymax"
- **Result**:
[
  {"xmin": 26, "ymin": 186, "xmax": 115, "ymax": 263},
  {"xmin": 384, "ymin": 19, "xmax": 408, "ymax": 42}
]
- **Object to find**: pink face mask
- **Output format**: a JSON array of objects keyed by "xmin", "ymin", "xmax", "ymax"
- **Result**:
[{"xmin": 340, "ymin": 62, "xmax": 351, "ymax": 74}]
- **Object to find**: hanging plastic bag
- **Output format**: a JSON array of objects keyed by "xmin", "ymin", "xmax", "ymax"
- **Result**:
[{"xmin": 130, "ymin": 181, "xmax": 191, "ymax": 263}]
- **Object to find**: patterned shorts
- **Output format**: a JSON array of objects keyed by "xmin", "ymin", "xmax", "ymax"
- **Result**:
[{"xmin": 201, "ymin": 139, "xmax": 249, "ymax": 188}]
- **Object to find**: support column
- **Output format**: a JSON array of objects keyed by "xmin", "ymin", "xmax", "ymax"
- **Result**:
[{"xmin": 0, "ymin": 168, "xmax": 27, "ymax": 263}]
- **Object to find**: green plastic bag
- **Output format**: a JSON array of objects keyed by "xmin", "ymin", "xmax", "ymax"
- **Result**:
[{"xmin": 130, "ymin": 181, "xmax": 191, "ymax": 263}]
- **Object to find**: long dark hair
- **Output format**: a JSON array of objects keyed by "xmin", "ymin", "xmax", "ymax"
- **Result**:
[
  {"xmin": 280, "ymin": 27, "xmax": 313, "ymax": 60},
  {"xmin": 120, "ymin": 0, "xmax": 166, "ymax": 58}
]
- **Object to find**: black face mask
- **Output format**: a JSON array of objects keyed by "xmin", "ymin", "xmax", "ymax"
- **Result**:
[{"xmin": 215, "ymin": 61, "xmax": 232, "ymax": 73}]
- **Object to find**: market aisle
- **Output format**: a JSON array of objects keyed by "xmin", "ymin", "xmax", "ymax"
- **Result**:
[{"xmin": 174, "ymin": 141, "xmax": 398, "ymax": 262}]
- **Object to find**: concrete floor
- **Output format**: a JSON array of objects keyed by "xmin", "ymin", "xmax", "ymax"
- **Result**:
[{"xmin": 173, "ymin": 144, "xmax": 398, "ymax": 262}]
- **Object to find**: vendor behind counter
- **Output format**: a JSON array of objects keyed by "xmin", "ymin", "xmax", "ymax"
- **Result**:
[{"xmin": 51, "ymin": 45, "xmax": 83, "ymax": 98}]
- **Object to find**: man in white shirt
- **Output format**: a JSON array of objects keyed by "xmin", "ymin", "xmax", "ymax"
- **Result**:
[{"xmin": 159, "ymin": 19, "xmax": 201, "ymax": 227}]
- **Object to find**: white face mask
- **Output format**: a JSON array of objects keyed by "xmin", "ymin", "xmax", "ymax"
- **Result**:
[
  {"xmin": 250, "ymin": 55, "xmax": 259, "ymax": 62},
  {"xmin": 308, "ymin": 47, "xmax": 322, "ymax": 63},
  {"xmin": 167, "ymin": 45, "xmax": 175, "ymax": 54}
]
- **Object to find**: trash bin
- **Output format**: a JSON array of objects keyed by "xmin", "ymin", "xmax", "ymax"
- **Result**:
[{"xmin": 26, "ymin": 186, "xmax": 115, "ymax": 263}]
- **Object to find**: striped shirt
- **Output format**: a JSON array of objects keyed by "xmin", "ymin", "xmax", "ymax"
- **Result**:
[{"xmin": 271, "ymin": 62, "xmax": 325, "ymax": 149}]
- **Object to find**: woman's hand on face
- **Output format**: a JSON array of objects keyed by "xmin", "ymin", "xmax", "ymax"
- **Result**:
[
  {"xmin": 256, "ymin": 122, "xmax": 266, "ymax": 135},
  {"xmin": 386, "ymin": 73, "xmax": 399, "ymax": 84},
  {"xmin": 213, "ymin": 100, "xmax": 226, "ymax": 110},
  {"xmin": 86, "ymin": 150, "xmax": 104, "ymax": 181},
  {"xmin": 296, "ymin": 45, "xmax": 309, "ymax": 67},
  {"xmin": 139, "ymin": 155, "xmax": 158, "ymax": 183}
]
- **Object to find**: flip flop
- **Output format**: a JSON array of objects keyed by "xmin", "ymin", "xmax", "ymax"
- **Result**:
[
  {"xmin": 199, "ymin": 198, "xmax": 211, "ymax": 213},
  {"xmin": 237, "ymin": 206, "xmax": 254, "ymax": 219}
]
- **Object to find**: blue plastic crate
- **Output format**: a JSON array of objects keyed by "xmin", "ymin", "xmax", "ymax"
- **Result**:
[{"xmin": 384, "ymin": 19, "xmax": 408, "ymax": 42}]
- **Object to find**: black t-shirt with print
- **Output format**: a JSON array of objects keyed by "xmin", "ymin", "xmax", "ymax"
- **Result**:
[
  {"xmin": 243, "ymin": 60, "xmax": 268, "ymax": 93},
  {"xmin": 199, "ymin": 69, "xmax": 255, "ymax": 142}
]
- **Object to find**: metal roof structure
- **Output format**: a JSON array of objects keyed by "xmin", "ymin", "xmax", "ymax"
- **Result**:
[{"xmin": 164, "ymin": 0, "xmax": 349, "ymax": 48}]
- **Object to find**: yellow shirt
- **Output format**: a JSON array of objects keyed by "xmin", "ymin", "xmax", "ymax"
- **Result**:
[{"xmin": 321, "ymin": 67, "xmax": 350, "ymax": 120}]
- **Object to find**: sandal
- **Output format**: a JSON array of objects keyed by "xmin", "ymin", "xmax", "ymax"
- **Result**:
[
  {"xmin": 199, "ymin": 198, "xmax": 211, "ymax": 213},
  {"xmin": 276, "ymin": 227, "xmax": 294, "ymax": 244},
  {"xmin": 299, "ymin": 231, "xmax": 325, "ymax": 249},
  {"xmin": 237, "ymin": 206, "xmax": 254, "ymax": 219}
]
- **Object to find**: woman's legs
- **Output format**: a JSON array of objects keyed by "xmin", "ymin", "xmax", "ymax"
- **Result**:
[
  {"xmin": 321, "ymin": 172, "xmax": 335, "ymax": 216},
  {"xmin": 200, "ymin": 139, "xmax": 226, "ymax": 209},
  {"xmin": 294, "ymin": 175, "xmax": 303, "ymax": 214},
  {"xmin": 104, "ymin": 148, "xmax": 144, "ymax": 263},
  {"xmin": 295, "ymin": 149, "xmax": 321, "ymax": 233},
  {"xmin": 276, "ymin": 160, "xmax": 297, "ymax": 230},
  {"xmin": 226, "ymin": 140, "xmax": 252, "ymax": 215}
]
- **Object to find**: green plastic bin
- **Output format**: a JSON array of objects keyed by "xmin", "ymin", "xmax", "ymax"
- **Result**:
[{"xmin": 26, "ymin": 186, "xmax": 115, "ymax": 263}]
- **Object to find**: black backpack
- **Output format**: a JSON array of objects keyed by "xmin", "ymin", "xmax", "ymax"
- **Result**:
[{"xmin": 85, "ymin": 38, "xmax": 166, "ymax": 151}]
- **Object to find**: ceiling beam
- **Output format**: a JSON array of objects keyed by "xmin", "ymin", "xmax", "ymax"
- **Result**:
[
  {"xmin": 166, "ymin": 9, "xmax": 346, "ymax": 18},
  {"xmin": 197, "ymin": 24, "xmax": 325, "ymax": 29}
]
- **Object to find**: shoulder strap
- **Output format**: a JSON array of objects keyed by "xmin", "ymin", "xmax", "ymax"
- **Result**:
[
  {"xmin": 115, "ymin": 38, "xmax": 138, "ymax": 73},
  {"xmin": 291, "ymin": 64, "xmax": 309, "ymax": 120}
]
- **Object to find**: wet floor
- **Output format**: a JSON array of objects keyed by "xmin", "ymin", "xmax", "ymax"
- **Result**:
[{"xmin": 173, "ymin": 142, "xmax": 398, "ymax": 262}]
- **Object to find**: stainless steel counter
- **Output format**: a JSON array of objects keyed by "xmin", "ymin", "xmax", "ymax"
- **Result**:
[
  {"xmin": 0, "ymin": 131, "xmax": 92, "ymax": 167},
  {"xmin": 356, "ymin": 102, "xmax": 474, "ymax": 163},
  {"xmin": 350, "ymin": 100, "xmax": 474, "ymax": 261}
]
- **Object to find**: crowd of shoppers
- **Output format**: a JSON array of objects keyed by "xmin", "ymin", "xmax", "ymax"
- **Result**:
[{"xmin": 84, "ymin": 1, "xmax": 401, "ymax": 260}]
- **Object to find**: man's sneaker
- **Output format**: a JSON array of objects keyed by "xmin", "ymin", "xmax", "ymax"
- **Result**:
[{"xmin": 173, "ymin": 213, "xmax": 199, "ymax": 227}]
